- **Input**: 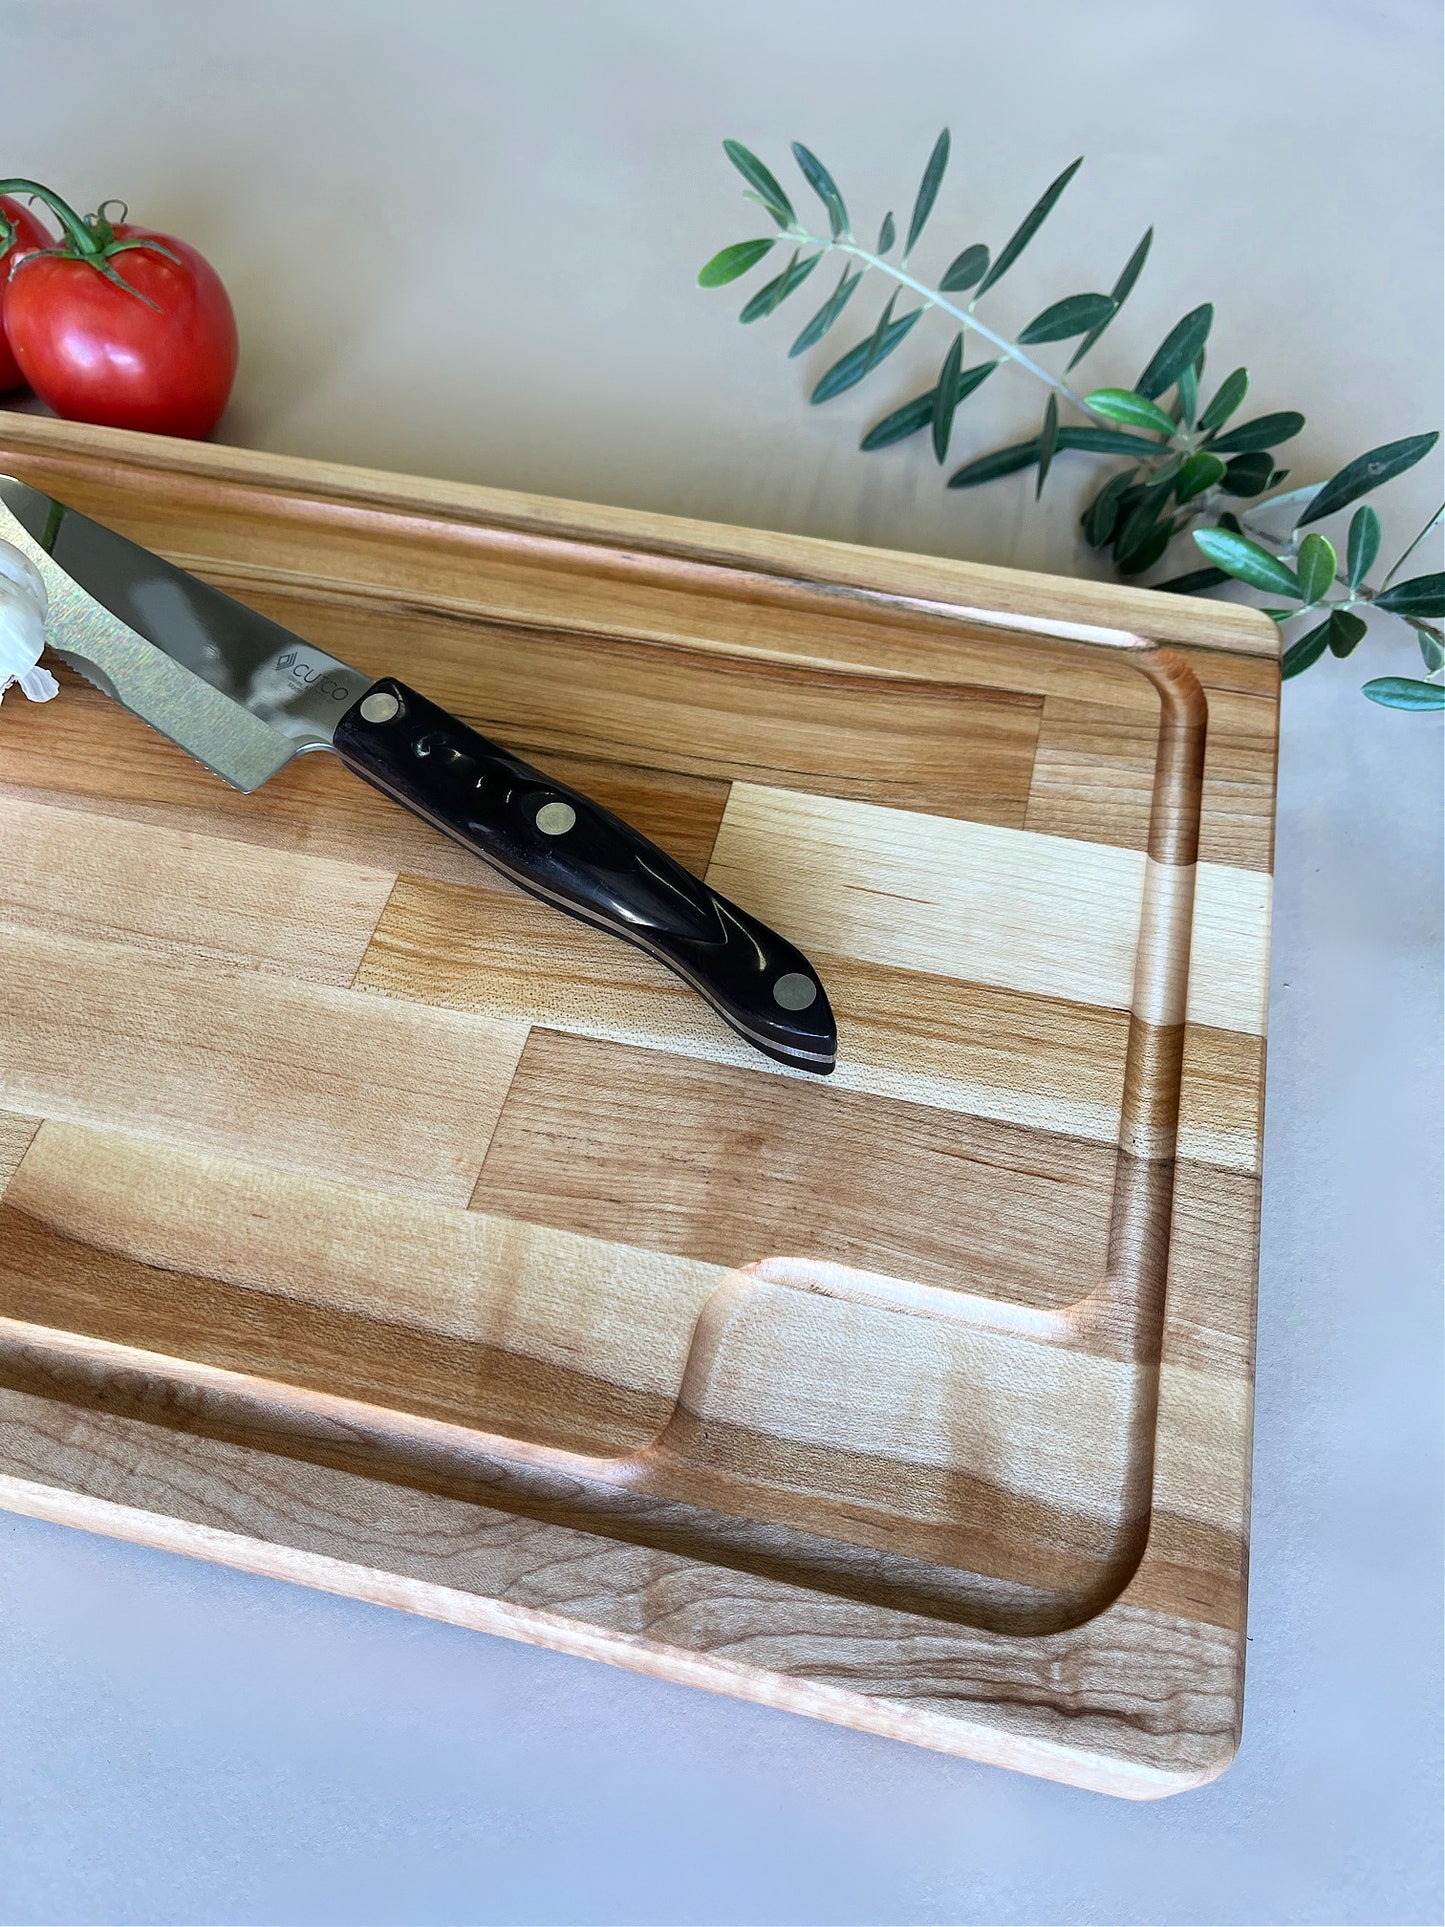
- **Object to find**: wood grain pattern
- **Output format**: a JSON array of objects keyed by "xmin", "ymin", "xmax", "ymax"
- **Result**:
[
  {"xmin": 0, "ymin": 668, "xmax": 731, "ymax": 881},
  {"xmin": 471, "ymin": 1030, "xmax": 1117, "ymax": 1303},
  {"xmin": 355, "ymin": 875, "xmax": 1136, "ymax": 1141},
  {"xmin": 0, "ymin": 413, "xmax": 1277, "ymax": 1796},
  {"xmin": 0, "ymin": 924, "xmax": 528, "ymax": 1202},
  {"xmin": 0, "ymin": 792, "xmax": 394, "ymax": 981},
  {"xmin": 231, "ymin": 586, "xmax": 1048, "ymax": 827},
  {"xmin": 706, "ymin": 784, "xmax": 1271, "ymax": 1034},
  {"xmin": 1, "ymin": 1122, "xmax": 723, "ymax": 1455},
  {"xmin": 0, "ymin": 1111, "xmax": 39, "ymax": 1191}
]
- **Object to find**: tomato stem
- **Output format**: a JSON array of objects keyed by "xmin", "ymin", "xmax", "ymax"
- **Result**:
[
  {"xmin": 0, "ymin": 179, "xmax": 103, "ymax": 260},
  {"xmin": 0, "ymin": 178, "xmax": 178, "ymax": 309}
]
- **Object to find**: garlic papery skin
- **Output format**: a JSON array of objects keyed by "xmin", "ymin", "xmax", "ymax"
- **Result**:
[{"xmin": 0, "ymin": 538, "xmax": 58, "ymax": 703}]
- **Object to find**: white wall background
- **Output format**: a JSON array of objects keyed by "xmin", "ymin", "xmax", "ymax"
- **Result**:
[{"xmin": 1, "ymin": 3, "xmax": 1441, "ymax": 1922}]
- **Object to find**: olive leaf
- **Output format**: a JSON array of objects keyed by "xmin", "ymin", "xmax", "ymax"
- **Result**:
[
  {"xmin": 1017, "ymin": 293, "xmax": 1116, "ymax": 345},
  {"xmin": 1155, "ymin": 565, "xmax": 1232, "ymax": 595},
  {"xmin": 1295, "ymin": 532, "xmax": 1338, "ymax": 605},
  {"xmin": 975, "ymin": 155, "xmax": 1082, "ymax": 296},
  {"xmin": 949, "ymin": 424, "xmax": 1163, "ymax": 488},
  {"xmin": 1281, "ymin": 617, "xmax": 1334, "ymax": 678},
  {"xmin": 723, "ymin": 141, "xmax": 796, "ymax": 228},
  {"xmin": 1327, "ymin": 609, "xmax": 1368, "ymax": 657},
  {"xmin": 860, "ymin": 359, "xmax": 997, "ymax": 452},
  {"xmin": 1135, "ymin": 304, "xmax": 1213, "ymax": 401},
  {"xmin": 1198, "ymin": 367, "xmax": 1249, "ymax": 435},
  {"xmin": 1375, "ymin": 573, "xmax": 1445, "ymax": 619},
  {"xmin": 948, "ymin": 439, "xmax": 1046, "ymax": 488},
  {"xmin": 791, "ymin": 142, "xmax": 849, "ymax": 239},
  {"xmin": 1193, "ymin": 527, "xmax": 1303, "ymax": 598},
  {"xmin": 1176, "ymin": 450, "xmax": 1227, "ymax": 502},
  {"xmin": 1083, "ymin": 387, "xmax": 1177, "ymax": 437},
  {"xmin": 1114, "ymin": 478, "xmax": 1175, "ymax": 564},
  {"xmin": 788, "ymin": 266, "xmax": 862, "ymax": 356},
  {"xmin": 739, "ymin": 250, "xmax": 820, "ymax": 322},
  {"xmin": 1208, "ymin": 411, "xmax": 1306, "ymax": 454},
  {"xmin": 1176, "ymin": 357, "xmax": 1200, "ymax": 432},
  {"xmin": 904, "ymin": 129, "xmax": 950, "ymax": 259},
  {"xmin": 810, "ymin": 299, "xmax": 921, "ymax": 403},
  {"xmin": 1068, "ymin": 228, "xmax": 1152, "ymax": 370},
  {"xmin": 1221, "ymin": 451, "xmax": 1276, "ymax": 496},
  {"xmin": 1117, "ymin": 526, "xmax": 1173, "ymax": 576},
  {"xmin": 698, "ymin": 238, "xmax": 776, "ymax": 287},
  {"xmin": 932, "ymin": 333, "xmax": 963, "ymax": 463},
  {"xmin": 1036, "ymin": 394, "xmax": 1060, "ymax": 498},
  {"xmin": 1346, "ymin": 505, "xmax": 1381, "ymax": 591},
  {"xmin": 860, "ymin": 391, "xmax": 936, "ymax": 450},
  {"xmin": 939, "ymin": 243, "xmax": 989, "ymax": 293},
  {"xmin": 1082, "ymin": 469, "xmax": 1136, "ymax": 548},
  {"xmin": 1060, "ymin": 425, "xmax": 1166, "ymax": 455},
  {"xmin": 1297, "ymin": 433, "xmax": 1440, "ymax": 527},
  {"xmin": 876, "ymin": 211, "xmax": 896, "ymax": 255},
  {"xmin": 1362, "ymin": 677, "xmax": 1445, "ymax": 710}
]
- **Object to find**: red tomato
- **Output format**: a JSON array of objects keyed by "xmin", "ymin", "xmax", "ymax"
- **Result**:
[
  {"xmin": 5, "ymin": 213, "xmax": 238, "ymax": 439},
  {"xmin": 0, "ymin": 195, "xmax": 55, "ymax": 393}
]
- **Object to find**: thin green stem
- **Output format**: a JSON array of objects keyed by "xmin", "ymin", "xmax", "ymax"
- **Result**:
[
  {"xmin": 0, "ymin": 178, "xmax": 103, "ymax": 258},
  {"xmin": 1380, "ymin": 500, "xmax": 1444, "ymax": 589},
  {"xmin": 786, "ymin": 224, "xmax": 1148, "ymax": 437}
]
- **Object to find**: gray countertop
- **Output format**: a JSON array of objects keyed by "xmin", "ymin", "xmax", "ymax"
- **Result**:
[{"xmin": 2, "ymin": 3, "xmax": 1440, "ymax": 1921}]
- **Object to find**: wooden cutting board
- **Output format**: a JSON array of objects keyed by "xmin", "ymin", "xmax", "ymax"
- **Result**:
[{"xmin": 0, "ymin": 412, "xmax": 1276, "ymax": 1798}]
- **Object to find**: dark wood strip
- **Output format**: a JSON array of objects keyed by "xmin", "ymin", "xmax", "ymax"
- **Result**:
[
  {"xmin": 0, "ymin": 670, "xmax": 729, "ymax": 882},
  {"xmin": 230, "ymin": 587, "xmax": 1045, "ymax": 828},
  {"xmin": 0, "ymin": 1204, "xmax": 667, "ymax": 1456},
  {"xmin": 472, "ymin": 1031, "xmax": 1118, "ymax": 1305}
]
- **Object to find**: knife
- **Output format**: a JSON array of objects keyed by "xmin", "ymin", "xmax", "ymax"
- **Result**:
[{"xmin": 0, "ymin": 476, "xmax": 836, "ymax": 1074}]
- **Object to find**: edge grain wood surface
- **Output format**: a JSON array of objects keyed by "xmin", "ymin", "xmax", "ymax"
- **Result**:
[{"xmin": 0, "ymin": 414, "xmax": 1277, "ymax": 1798}]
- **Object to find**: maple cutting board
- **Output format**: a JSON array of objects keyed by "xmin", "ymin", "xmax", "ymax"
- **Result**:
[{"xmin": 0, "ymin": 412, "xmax": 1276, "ymax": 1798}]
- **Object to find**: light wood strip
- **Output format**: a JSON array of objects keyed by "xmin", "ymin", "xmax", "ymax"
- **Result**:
[
  {"xmin": 0, "ymin": 925, "xmax": 528, "ymax": 1203},
  {"xmin": 0, "ymin": 793, "xmax": 395, "ymax": 983},
  {"xmin": 1186, "ymin": 866, "xmax": 1272, "ymax": 1034},
  {"xmin": 1176, "ymin": 1027, "xmax": 1267, "ymax": 1175},
  {"xmin": 706, "ymin": 785, "xmax": 1270, "ymax": 1035},
  {"xmin": 2, "ymin": 1123, "xmax": 722, "ymax": 1456},
  {"xmin": 354, "ymin": 875, "xmax": 1135, "ymax": 1144},
  {"xmin": 708, "ymin": 784, "xmax": 1146, "ymax": 1008},
  {"xmin": 473, "ymin": 1030, "xmax": 1117, "ymax": 1307},
  {"xmin": 1157, "ymin": 1160, "xmax": 1262, "ymax": 1378},
  {"xmin": 1024, "ymin": 696, "xmax": 1158, "ymax": 855}
]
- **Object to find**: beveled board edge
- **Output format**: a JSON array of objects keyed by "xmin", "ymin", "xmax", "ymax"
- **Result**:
[{"xmin": 0, "ymin": 411, "xmax": 1279, "ymax": 659}]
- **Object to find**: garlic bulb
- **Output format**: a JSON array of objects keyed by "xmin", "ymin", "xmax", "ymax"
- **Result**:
[{"xmin": 0, "ymin": 538, "xmax": 59, "ymax": 704}]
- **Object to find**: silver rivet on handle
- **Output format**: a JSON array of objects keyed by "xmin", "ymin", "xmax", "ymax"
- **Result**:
[
  {"xmin": 772, "ymin": 972, "xmax": 817, "ymax": 1011},
  {"xmin": 535, "ymin": 800, "xmax": 577, "ymax": 836},
  {"xmin": 359, "ymin": 689, "xmax": 400, "ymax": 724}
]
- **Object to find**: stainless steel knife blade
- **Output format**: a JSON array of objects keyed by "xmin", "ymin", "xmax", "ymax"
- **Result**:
[{"xmin": 0, "ymin": 475, "xmax": 370, "ymax": 790}]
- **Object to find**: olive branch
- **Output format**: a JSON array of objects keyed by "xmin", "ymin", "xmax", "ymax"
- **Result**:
[{"xmin": 699, "ymin": 133, "xmax": 1444, "ymax": 711}]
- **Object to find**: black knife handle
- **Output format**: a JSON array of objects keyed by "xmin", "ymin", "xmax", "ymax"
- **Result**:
[{"xmin": 333, "ymin": 680, "xmax": 836, "ymax": 1073}]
